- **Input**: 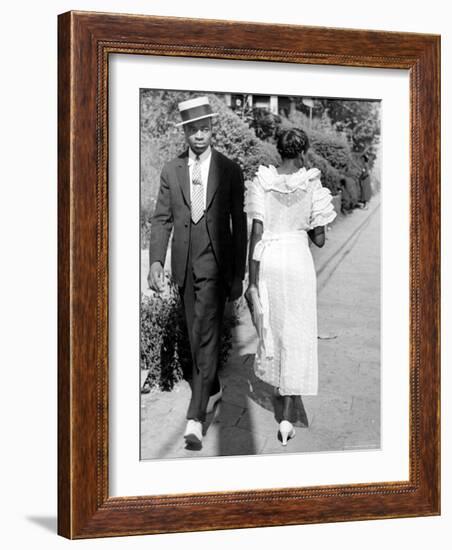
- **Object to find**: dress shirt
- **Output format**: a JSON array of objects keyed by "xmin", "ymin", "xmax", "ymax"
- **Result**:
[{"xmin": 188, "ymin": 146, "xmax": 212, "ymax": 211}]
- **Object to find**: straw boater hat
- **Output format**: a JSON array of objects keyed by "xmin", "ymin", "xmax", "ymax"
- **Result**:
[{"xmin": 175, "ymin": 96, "xmax": 218, "ymax": 127}]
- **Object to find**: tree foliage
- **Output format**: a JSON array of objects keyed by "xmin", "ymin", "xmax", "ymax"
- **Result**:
[{"xmin": 320, "ymin": 99, "xmax": 381, "ymax": 155}]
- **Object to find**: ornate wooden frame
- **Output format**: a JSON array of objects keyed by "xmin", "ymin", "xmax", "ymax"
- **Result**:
[{"xmin": 58, "ymin": 10, "xmax": 440, "ymax": 539}]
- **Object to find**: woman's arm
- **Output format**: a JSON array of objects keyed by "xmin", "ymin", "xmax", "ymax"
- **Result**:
[
  {"xmin": 245, "ymin": 219, "xmax": 264, "ymax": 328},
  {"xmin": 247, "ymin": 219, "xmax": 264, "ymax": 287},
  {"xmin": 308, "ymin": 225, "xmax": 325, "ymax": 248}
]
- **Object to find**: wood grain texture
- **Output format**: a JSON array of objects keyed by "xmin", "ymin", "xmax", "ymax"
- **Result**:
[
  {"xmin": 57, "ymin": 10, "xmax": 440, "ymax": 539},
  {"xmin": 57, "ymin": 10, "xmax": 72, "ymax": 539}
]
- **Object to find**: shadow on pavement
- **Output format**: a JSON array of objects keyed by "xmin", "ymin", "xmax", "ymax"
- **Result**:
[
  {"xmin": 242, "ymin": 354, "xmax": 309, "ymax": 427},
  {"xmin": 211, "ymin": 351, "xmax": 309, "ymax": 457}
]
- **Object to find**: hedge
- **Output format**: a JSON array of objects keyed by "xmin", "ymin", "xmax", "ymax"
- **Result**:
[
  {"xmin": 305, "ymin": 150, "xmax": 343, "ymax": 194},
  {"xmin": 141, "ymin": 278, "xmax": 238, "ymax": 392}
]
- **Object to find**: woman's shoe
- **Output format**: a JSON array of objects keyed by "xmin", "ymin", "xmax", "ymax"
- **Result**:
[{"xmin": 279, "ymin": 420, "xmax": 295, "ymax": 446}]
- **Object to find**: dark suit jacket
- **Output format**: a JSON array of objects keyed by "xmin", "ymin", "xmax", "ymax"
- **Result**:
[{"xmin": 149, "ymin": 148, "xmax": 247, "ymax": 288}]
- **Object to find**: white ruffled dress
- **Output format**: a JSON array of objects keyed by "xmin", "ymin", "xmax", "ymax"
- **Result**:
[{"xmin": 245, "ymin": 165, "xmax": 336, "ymax": 395}]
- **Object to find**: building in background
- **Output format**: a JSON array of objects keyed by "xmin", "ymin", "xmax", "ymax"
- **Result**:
[{"xmin": 224, "ymin": 93, "xmax": 300, "ymax": 117}]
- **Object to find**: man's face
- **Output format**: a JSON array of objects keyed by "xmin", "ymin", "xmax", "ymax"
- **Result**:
[{"xmin": 183, "ymin": 118, "xmax": 212, "ymax": 155}]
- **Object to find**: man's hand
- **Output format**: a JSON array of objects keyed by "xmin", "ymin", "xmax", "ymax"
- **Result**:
[
  {"xmin": 229, "ymin": 277, "xmax": 243, "ymax": 302},
  {"xmin": 148, "ymin": 262, "xmax": 165, "ymax": 293}
]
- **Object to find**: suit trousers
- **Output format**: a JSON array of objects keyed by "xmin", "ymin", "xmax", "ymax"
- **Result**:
[{"xmin": 181, "ymin": 216, "xmax": 227, "ymax": 422}]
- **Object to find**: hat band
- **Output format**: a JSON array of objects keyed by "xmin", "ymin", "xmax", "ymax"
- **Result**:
[{"xmin": 180, "ymin": 103, "xmax": 214, "ymax": 124}]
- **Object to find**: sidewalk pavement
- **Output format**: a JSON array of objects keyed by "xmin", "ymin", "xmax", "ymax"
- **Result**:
[
  {"xmin": 311, "ymin": 196, "xmax": 380, "ymax": 291},
  {"xmin": 141, "ymin": 196, "xmax": 381, "ymax": 459}
]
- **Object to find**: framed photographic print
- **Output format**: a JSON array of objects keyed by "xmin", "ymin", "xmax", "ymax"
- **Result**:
[{"xmin": 58, "ymin": 11, "xmax": 440, "ymax": 538}]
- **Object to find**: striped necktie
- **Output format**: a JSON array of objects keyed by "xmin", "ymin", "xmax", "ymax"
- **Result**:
[{"xmin": 191, "ymin": 156, "xmax": 204, "ymax": 224}]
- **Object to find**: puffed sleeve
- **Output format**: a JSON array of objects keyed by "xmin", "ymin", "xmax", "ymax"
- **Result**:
[
  {"xmin": 309, "ymin": 176, "xmax": 337, "ymax": 229},
  {"xmin": 244, "ymin": 177, "xmax": 265, "ymax": 222}
]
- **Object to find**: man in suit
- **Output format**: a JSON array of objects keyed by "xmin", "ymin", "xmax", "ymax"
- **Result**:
[{"xmin": 148, "ymin": 96, "xmax": 247, "ymax": 446}]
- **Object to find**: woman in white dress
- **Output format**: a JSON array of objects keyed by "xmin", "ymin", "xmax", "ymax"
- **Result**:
[{"xmin": 244, "ymin": 128, "xmax": 336, "ymax": 445}]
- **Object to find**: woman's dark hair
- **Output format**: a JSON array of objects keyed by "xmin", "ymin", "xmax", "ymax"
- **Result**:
[{"xmin": 277, "ymin": 128, "xmax": 310, "ymax": 159}]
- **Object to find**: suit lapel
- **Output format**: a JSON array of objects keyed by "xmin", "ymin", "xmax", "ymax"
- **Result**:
[
  {"xmin": 176, "ymin": 150, "xmax": 190, "ymax": 207},
  {"xmin": 206, "ymin": 149, "xmax": 220, "ymax": 211}
]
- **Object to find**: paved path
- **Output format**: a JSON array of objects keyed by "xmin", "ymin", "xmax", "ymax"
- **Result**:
[{"xmin": 141, "ymin": 199, "xmax": 381, "ymax": 459}]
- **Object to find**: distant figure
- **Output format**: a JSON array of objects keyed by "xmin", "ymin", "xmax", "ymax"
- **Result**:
[
  {"xmin": 339, "ymin": 177, "xmax": 358, "ymax": 214},
  {"xmin": 148, "ymin": 97, "xmax": 247, "ymax": 447},
  {"xmin": 244, "ymin": 128, "xmax": 336, "ymax": 446},
  {"xmin": 358, "ymin": 154, "xmax": 372, "ymax": 209}
]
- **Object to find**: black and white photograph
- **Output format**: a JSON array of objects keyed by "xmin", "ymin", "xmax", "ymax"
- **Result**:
[{"xmin": 140, "ymin": 89, "xmax": 381, "ymax": 459}]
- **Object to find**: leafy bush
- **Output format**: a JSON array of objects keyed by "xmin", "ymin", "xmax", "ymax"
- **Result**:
[
  {"xmin": 305, "ymin": 150, "xmax": 343, "ymax": 194},
  {"xmin": 141, "ymin": 284, "xmax": 186, "ymax": 391},
  {"xmin": 309, "ymin": 130, "xmax": 351, "ymax": 172},
  {"xmin": 141, "ymin": 278, "xmax": 238, "ymax": 392},
  {"xmin": 308, "ymin": 132, "xmax": 364, "ymax": 197}
]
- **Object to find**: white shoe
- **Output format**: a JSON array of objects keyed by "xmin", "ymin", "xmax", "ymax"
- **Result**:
[
  {"xmin": 206, "ymin": 386, "xmax": 223, "ymax": 414},
  {"xmin": 279, "ymin": 420, "xmax": 295, "ymax": 446},
  {"xmin": 184, "ymin": 420, "xmax": 203, "ymax": 445}
]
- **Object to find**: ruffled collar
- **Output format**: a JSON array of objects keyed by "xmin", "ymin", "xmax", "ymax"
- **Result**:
[{"xmin": 256, "ymin": 165, "xmax": 320, "ymax": 193}]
